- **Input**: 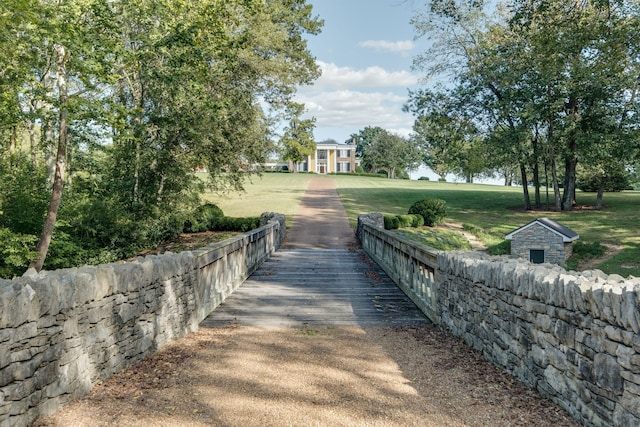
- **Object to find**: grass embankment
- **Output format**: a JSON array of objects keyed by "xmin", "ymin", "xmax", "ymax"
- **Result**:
[{"xmin": 204, "ymin": 173, "xmax": 640, "ymax": 277}]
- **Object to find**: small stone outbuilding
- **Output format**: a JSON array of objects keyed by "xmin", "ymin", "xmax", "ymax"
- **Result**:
[{"xmin": 505, "ymin": 217, "xmax": 579, "ymax": 266}]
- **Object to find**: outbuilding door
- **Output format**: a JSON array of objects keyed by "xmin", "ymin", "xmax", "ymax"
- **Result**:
[{"xmin": 530, "ymin": 249, "xmax": 545, "ymax": 264}]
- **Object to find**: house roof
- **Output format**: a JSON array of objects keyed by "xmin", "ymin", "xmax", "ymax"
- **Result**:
[
  {"xmin": 504, "ymin": 217, "xmax": 579, "ymax": 243},
  {"xmin": 315, "ymin": 141, "xmax": 355, "ymax": 149}
]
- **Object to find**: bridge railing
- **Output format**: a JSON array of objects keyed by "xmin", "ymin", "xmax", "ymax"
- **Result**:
[{"xmin": 356, "ymin": 213, "xmax": 439, "ymax": 324}]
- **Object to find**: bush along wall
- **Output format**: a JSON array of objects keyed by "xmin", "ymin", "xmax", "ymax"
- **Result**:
[{"xmin": 383, "ymin": 214, "xmax": 424, "ymax": 230}]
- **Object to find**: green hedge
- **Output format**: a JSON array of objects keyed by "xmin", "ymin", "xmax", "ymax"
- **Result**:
[
  {"xmin": 383, "ymin": 214, "xmax": 424, "ymax": 230},
  {"xmin": 184, "ymin": 203, "xmax": 260, "ymax": 233}
]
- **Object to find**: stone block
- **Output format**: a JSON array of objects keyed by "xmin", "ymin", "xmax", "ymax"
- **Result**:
[
  {"xmin": 554, "ymin": 319, "xmax": 575, "ymax": 346},
  {"xmin": 616, "ymin": 344, "xmax": 636, "ymax": 371},
  {"xmin": 0, "ymin": 284, "xmax": 37, "ymax": 329},
  {"xmin": 594, "ymin": 353, "xmax": 623, "ymax": 395}
]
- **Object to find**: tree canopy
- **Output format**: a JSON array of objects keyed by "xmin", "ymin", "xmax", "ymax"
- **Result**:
[
  {"xmin": 409, "ymin": 0, "xmax": 640, "ymax": 210},
  {"xmin": 0, "ymin": 0, "xmax": 322, "ymax": 274}
]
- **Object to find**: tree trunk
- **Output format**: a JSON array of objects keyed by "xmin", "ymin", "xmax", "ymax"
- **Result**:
[
  {"xmin": 595, "ymin": 175, "xmax": 605, "ymax": 210},
  {"xmin": 562, "ymin": 97, "xmax": 579, "ymax": 211},
  {"xmin": 531, "ymin": 133, "xmax": 541, "ymax": 209},
  {"xmin": 550, "ymin": 155, "xmax": 561, "ymax": 211},
  {"xmin": 30, "ymin": 44, "xmax": 69, "ymax": 272},
  {"xmin": 547, "ymin": 108, "xmax": 562, "ymax": 211},
  {"xmin": 520, "ymin": 163, "xmax": 531, "ymax": 210},
  {"xmin": 544, "ymin": 158, "xmax": 550, "ymax": 210},
  {"xmin": 562, "ymin": 156, "xmax": 577, "ymax": 211},
  {"xmin": 9, "ymin": 126, "xmax": 17, "ymax": 171},
  {"xmin": 29, "ymin": 121, "xmax": 38, "ymax": 168}
]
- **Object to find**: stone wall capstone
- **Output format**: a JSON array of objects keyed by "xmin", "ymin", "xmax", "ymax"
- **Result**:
[{"xmin": 0, "ymin": 214, "xmax": 285, "ymax": 427}]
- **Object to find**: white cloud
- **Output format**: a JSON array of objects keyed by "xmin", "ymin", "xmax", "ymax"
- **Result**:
[
  {"xmin": 292, "ymin": 62, "xmax": 419, "ymax": 141},
  {"xmin": 358, "ymin": 39, "xmax": 415, "ymax": 54},
  {"xmin": 311, "ymin": 61, "xmax": 418, "ymax": 90},
  {"xmin": 295, "ymin": 89, "xmax": 414, "ymax": 140}
]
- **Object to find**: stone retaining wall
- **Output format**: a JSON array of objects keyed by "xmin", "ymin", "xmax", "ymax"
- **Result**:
[
  {"xmin": 357, "ymin": 216, "xmax": 640, "ymax": 427},
  {"xmin": 0, "ymin": 213, "xmax": 285, "ymax": 427}
]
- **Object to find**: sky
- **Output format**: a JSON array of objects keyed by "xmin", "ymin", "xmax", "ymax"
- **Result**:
[{"xmin": 296, "ymin": 0, "xmax": 426, "ymax": 144}]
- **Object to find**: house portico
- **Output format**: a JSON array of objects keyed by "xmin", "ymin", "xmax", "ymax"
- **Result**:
[{"xmin": 293, "ymin": 141, "xmax": 357, "ymax": 173}]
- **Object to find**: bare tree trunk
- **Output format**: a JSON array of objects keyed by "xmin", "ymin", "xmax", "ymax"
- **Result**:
[
  {"xmin": 595, "ymin": 176, "xmax": 605, "ymax": 210},
  {"xmin": 562, "ymin": 155, "xmax": 577, "ymax": 211},
  {"xmin": 550, "ymin": 155, "xmax": 561, "ymax": 211},
  {"xmin": 9, "ymin": 126, "xmax": 17, "ymax": 171},
  {"xmin": 562, "ymin": 98, "xmax": 579, "ymax": 211},
  {"xmin": 520, "ymin": 163, "xmax": 531, "ymax": 210},
  {"xmin": 531, "ymin": 131, "xmax": 541, "ymax": 209},
  {"xmin": 547, "ymin": 109, "xmax": 562, "ymax": 211},
  {"xmin": 30, "ymin": 44, "xmax": 69, "ymax": 272},
  {"xmin": 29, "ymin": 122, "xmax": 38, "ymax": 168}
]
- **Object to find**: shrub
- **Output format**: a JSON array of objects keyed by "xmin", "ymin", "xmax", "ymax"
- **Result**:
[
  {"xmin": 215, "ymin": 217, "xmax": 260, "ymax": 232},
  {"xmin": 396, "ymin": 215, "xmax": 414, "ymax": 228},
  {"xmin": 384, "ymin": 215, "xmax": 400, "ymax": 230},
  {"xmin": 408, "ymin": 198, "xmax": 447, "ymax": 226},
  {"xmin": 411, "ymin": 214, "xmax": 424, "ymax": 227},
  {"xmin": 487, "ymin": 240, "xmax": 511, "ymax": 256},
  {"xmin": 384, "ymin": 214, "xmax": 424, "ymax": 229},
  {"xmin": 184, "ymin": 203, "xmax": 225, "ymax": 232},
  {"xmin": 0, "ymin": 228, "xmax": 37, "ymax": 278}
]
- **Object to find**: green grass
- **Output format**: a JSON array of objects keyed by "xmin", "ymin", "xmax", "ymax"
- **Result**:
[
  {"xmin": 202, "ymin": 173, "xmax": 640, "ymax": 276},
  {"xmin": 202, "ymin": 173, "xmax": 313, "ymax": 226}
]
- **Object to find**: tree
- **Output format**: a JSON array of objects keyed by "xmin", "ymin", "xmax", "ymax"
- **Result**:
[
  {"xmin": 347, "ymin": 126, "xmax": 386, "ymax": 172},
  {"xmin": 406, "ymin": 88, "xmax": 487, "ymax": 183},
  {"xmin": 410, "ymin": 0, "xmax": 640, "ymax": 211},
  {"xmin": 0, "ymin": 0, "xmax": 324, "ymax": 273},
  {"xmin": 280, "ymin": 103, "xmax": 316, "ymax": 172},
  {"xmin": 26, "ymin": 1, "xmax": 121, "ymax": 271},
  {"xmin": 363, "ymin": 131, "xmax": 421, "ymax": 179}
]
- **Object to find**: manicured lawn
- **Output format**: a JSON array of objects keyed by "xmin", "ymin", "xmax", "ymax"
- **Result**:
[
  {"xmin": 203, "ymin": 173, "xmax": 640, "ymax": 277},
  {"xmin": 203, "ymin": 173, "xmax": 313, "ymax": 225}
]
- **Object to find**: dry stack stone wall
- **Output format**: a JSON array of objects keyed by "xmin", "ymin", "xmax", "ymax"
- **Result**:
[
  {"xmin": 438, "ymin": 251, "xmax": 640, "ymax": 426},
  {"xmin": 0, "ymin": 213, "xmax": 285, "ymax": 427}
]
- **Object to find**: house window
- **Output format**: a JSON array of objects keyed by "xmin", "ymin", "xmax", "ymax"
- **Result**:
[
  {"xmin": 337, "ymin": 162, "xmax": 350, "ymax": 172},
  {"xmin": 530, "ymin": 249, "xmax": 545, "ymax": 264},
  {"xmin": 317, "ymin": 150, "xmax": 327, "ymax": 160},
  {"xmin": 338, "ymin": 149, "xmax": 349, "ymax": 158}
]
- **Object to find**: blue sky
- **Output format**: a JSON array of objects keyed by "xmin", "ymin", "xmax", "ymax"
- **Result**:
[{"xmin": 296, "ymin": 0, "xmax": 426, "ymax": 144}]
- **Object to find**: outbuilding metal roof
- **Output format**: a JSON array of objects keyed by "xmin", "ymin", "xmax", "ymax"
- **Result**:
[{"xmin": 504, "ymin": 217, "xmax": 579, "ymax": 243}]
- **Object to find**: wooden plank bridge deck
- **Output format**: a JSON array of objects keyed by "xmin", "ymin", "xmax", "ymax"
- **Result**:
[
  {"xmin": 201, "ymin": 177, "xmax": 428, "ymax": 328},
  {"xmin": 200, "ymin": 248, "xmax": 429, "ymax": 328}
]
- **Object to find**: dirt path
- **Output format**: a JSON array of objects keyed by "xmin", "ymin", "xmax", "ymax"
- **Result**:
[
  {"xmin": 34, "ymin": 177, "xmax": 578, "ymax": 427},
  {"xmin": 281, "ymin": 177, "xmax": 358, "ymax": 249}
]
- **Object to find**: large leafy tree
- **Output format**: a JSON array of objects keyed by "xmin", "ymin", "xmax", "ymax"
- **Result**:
[
  {"xmin": 347, "ymin": 126, "xmax": 386, "ymax": 172},
  {"xmin": 407, "ymin": 88, "xmax": 487, "ymax": 183},
  {"xmin": 409, "ymin": 0, "xmax": 640, "ymax": 210},
  {"xmin": 363, "ymin": 130, "xmax": 421, "ymax": 179},
  {"xmin": 0, "ymin": 0, "xmax": 323, "ymax": 273},
  {"xmin": 280, "ymin": 103, "xmax": 316, "ymax": 172}
]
